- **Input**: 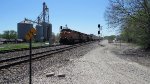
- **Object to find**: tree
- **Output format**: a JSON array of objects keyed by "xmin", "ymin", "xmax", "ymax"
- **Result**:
[
  {"xmin": 0, "ymin": 33, "xmax": 2, "ymax": 38},
  {"xmin": 2, "ymin": 30, "xmax": 17, "ymax": 39},
  {"xmin": 9, "ymin": 30, "xmax": 17, "ymax": 39},
  {"xmin": 104, "ymin": 35, "xmax": 116, "ymax": 40},
  {"xmin": 55, "ymin": 33, "xmax": 60, "ymax": 43},
  {"xmin": 51, "ymin": 32, "xmax": 55, "ymax": 44},
  {"xmin": 105, "ymin": 0, "xmax": 150, "ymax": 28},
  {"xmin": 51, "ymin": 32, "xmax": 60, "ymax": 44},
  {"xmin": 105, "ymin": 0, "xmax": 150, "ymax": 48}
]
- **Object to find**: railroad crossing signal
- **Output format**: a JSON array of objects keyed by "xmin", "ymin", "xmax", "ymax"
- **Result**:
[{"xmin": 25, "ymin": 28, "xmax": 37, "ymax": 41}]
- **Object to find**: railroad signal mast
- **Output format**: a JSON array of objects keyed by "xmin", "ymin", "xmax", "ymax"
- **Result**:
[
  {"xmin": 98, "ymin": 24, "xmax": 101, "ymax": 42},
  {"xmin": 98, "ymin": 24, "xmax": 102, "ymax": 42}
]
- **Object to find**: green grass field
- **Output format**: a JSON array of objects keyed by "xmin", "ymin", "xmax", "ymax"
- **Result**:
[{"xmin": 0, "ymin": 42, "xmax": 48, "ymax": 51}]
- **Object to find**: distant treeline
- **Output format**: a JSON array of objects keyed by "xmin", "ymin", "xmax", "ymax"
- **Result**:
[
  {"xmin": 0, "ymin": 30, "xmax": 60, "ymax": 43},
  {"xmin": 104, "ymin": 35, "xmax": 116, "ymax": 41},
  {"xmin": 105, "ymin": 0, "xmax": 150, "ymax": 49},
  {"xmin": 0, "ymin": 30, "xmax": 17, "ymax": 39}
]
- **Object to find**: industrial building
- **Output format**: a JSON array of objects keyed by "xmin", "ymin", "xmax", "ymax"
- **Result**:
[{"xmin": 17, "ymin": 2, "xmax": 52, "ymax": 44}]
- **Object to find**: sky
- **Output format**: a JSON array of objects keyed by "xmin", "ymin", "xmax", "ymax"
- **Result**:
[{"xmin": 0, "ymin": 0, "xmax": 116, "ymax": 36}]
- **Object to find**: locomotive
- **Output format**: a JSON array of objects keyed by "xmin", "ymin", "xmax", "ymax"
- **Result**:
[{"xmin": 59, "ymin": 26, "xmax": 98, "ymax": 45}]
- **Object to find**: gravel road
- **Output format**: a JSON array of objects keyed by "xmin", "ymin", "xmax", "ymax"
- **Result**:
[{"xmin": 31, "ymin": 40, "xmax": 150, "ymax": 84}]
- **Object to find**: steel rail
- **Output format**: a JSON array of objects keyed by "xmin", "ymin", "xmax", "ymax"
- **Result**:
[{"xmin": 0, "ymin": 42, "xmax": 92, "ymax": 70}]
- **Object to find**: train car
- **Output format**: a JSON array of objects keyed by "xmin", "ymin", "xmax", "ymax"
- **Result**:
[
  {"xmin": 59, "ymin": 29, "xmax": 80, "ymax": 44},
  {"xmin": 79, "ymin": 33, "xmax": 87, "ymax": 42},
  {"xmin": 59, "ymin": 26, "xmax": 99, "ymax": 45},
  {"xmin": 90, "ymin": 34, "xmax": 99, "ymax": 41},
  {"xmin": 89, "ymin": 34, "xmax": 93, "ymax": 41}
]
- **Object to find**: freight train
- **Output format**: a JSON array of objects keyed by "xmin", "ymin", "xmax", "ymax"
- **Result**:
[{"xmin": 59, "ymin": 26, "xmax": 99, "ymax": 45}]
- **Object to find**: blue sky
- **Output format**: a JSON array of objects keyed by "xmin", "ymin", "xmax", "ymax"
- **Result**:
[{"xmin": 0, "ymin": 0, "xmax": 116, "ymax": 36}]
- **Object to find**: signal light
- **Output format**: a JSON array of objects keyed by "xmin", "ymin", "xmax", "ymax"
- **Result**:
[
  {"xmin": 98, "ymin": 31, "xmax": 100, "ymax": 34},
  {"xmin": 60, "ymin": 26, "xmax": 62, "ymax": 29},
  {"xmin": 98, "ymin": 24, "xmax": 100, "ymax": 28}
]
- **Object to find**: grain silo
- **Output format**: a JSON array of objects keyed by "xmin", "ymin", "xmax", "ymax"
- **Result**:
[
  {"xmin": 35, "ymin": 25, "xmax": 43, "ymax": 41},
  {"xmin": 47, "ymin": 23, "xmax": 52, "ymax": 44},
  {"xmin": 42, "ymin": 22, "xmax": 52, "ymax": 42},
  {"xmin": 17, "ymin": 22, "xmax": 33, "ymax": 40}
]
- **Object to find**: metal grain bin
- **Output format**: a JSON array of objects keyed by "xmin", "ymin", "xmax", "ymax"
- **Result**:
[
  {"xmin": 47, "ymin": 23, "xmax": 52, "ymax": 44},
  {"xmin": 42, "ymin": 22, "xmax": 52, "ymax": 42},
  {"xmin": 17, "ymin": 23, "xmax": 33, "ymax": 40},
  {"xmin": 35, "ymin": 25, "xmax": 43, "ymax": 41}
]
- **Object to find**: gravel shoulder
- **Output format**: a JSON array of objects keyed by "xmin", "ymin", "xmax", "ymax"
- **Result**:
[
  {"xmin": 111, "ymin": 42, "xmax": 150, "ymax": 68},
  {"xmin": 1, "ymin": 41, "xmax": 150, "ymax": 84},
  {"xmin": 31, "ymin": 40, "xmax": 150, "ymax": 84}
]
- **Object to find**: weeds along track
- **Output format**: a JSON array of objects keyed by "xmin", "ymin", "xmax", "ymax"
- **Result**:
[
  {"xmin": 0, "ymin": 42, "xmax": 93, "ymax": 70},
  {"xmin": 0, "ymin": 44, "xmax": 61, "ymax": 54}
]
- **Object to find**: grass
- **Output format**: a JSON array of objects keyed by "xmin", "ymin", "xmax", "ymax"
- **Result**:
[{"xmin": 0, "ymin": 42, "xmax": 49, "ymax": 51}]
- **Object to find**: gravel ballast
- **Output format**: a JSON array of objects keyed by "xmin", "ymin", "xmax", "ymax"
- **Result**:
[
  {"xmin": 0, "ymin": 45, "xmax": 70, "ymax": 61},
  {"xmin": 0, "ymin": 42, "xmax": 98, "ymax": 83},
  {"xmin": 28, "ymin": 40, "xmax": 150, "ymax": 84}
]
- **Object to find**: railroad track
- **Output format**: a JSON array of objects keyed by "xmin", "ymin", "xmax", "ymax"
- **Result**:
[
  {"xmin": 0, "ymin": 44, "xmax": 60, "ymax": 54},
  {"xmin": 0, "ymin": 42, "xmax": 93, "ymax": 70}
]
